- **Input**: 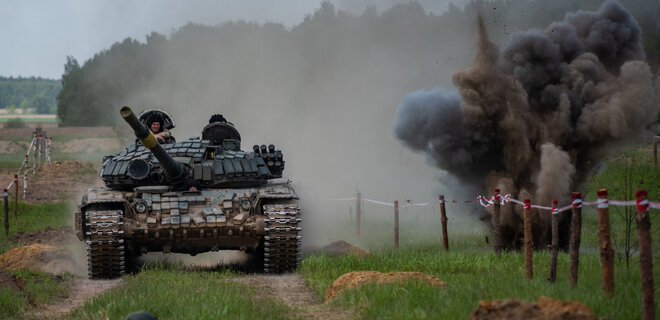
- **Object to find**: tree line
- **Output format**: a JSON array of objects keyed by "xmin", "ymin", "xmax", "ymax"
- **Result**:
[
  {"xmin": 0, "ymin": 76, "xmax": 60, "ymax": 114},
  {"xmin": 56, "ymin": 0, "xmax": 660, "ymax": 126}
]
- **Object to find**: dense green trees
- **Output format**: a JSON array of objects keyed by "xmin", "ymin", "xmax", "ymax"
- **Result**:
[
  {"xmin": 55, "ymin": 0, "xmax": 660, "ymax": 126},
  {"xmin": 0, "ymin": 76, "xmax": 60, "ymax": 114}
]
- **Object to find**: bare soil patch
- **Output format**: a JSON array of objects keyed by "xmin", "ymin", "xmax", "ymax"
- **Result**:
[
  {"xmin": 0, "ymin": 270, "xmax": 26, "ymax": 293},
  {"xmin": 0, "ymin": 127, "xmax": 117, "ymax": 139},
  {"xmin": 1, "ymin": 160, "xmax": 103, "ymax": 203},
  {"xmin": 469, "ymin": 296, "xmax": 603, "ymax": 320},
  {"xmin": 233, "ymin": 274, "xmax": 355, "ymax": 320},
  {"xmin": 305, "ymin": 240, "xmax": 371, "ymax": 257},
  {"xmin": 325, "ymin": 271, "xmax": 447, "ymax": 303},
  {"xmin": 0, "ymin": 138, "xmax": 120, "ymax": 155},
  {"xmin": 10, "ymin": 226, "xmax": 73, "ymax": 246},
  {"xmin": 57, "ymin": 138, "xmax": 121, "ymax": 153}
]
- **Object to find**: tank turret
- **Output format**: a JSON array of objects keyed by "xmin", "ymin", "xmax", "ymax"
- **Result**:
[{"xmin": 120, "ymin": 106, "xmax": 185, "ymax": 182}]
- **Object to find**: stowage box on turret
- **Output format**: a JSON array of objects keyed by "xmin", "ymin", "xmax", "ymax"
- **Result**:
[{"xmin": 75, "ymin": 106, "xmax": 301, "ymax": 279}]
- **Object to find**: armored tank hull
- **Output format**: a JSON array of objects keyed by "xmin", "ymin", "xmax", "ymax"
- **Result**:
[{"xmin": 74, "ymin": 106, "xmax": 301, "ymax": 279}]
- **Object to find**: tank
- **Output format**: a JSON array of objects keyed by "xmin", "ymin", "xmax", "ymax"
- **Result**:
[{"xmin": 75, "ymin": 106, "xmax": 301, "ymax": 279}]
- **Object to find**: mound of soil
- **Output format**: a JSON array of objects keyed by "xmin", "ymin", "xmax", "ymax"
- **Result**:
[
  {"xmin": 0, "ymin": 244, "xmax": 75, "ymax": 274},
  {"xmin": 306, "ymin": 240, "xmax": 371, "ymax": 257},
  {"xmin": 325, "ymin": 271, "xmax": 446, "ymax": 302},
  {"xmin": 469, "ymin": 296, "xmax": 601, "ymax": 320}
]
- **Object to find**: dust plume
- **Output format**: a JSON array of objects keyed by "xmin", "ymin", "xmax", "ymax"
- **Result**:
[{"xmin": 394, "ymin": 1, "xmax": 658, "ymax": 248}]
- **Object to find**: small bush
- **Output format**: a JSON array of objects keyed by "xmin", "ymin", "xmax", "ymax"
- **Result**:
[{"xmin": 5, "ymin": 118, "xmax": 25, "ymax": 128}]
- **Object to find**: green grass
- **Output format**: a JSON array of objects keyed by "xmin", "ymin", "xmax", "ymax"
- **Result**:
[
  {"xmin": 68, "ymin": 264, "xmax": 296, "ymax": 320},
  {"xmin": 0, "ymin": 201, "xmax": 71, "ymax": 254},
  {"xmin": 0, "ymin": 117, "xmax": 57, "ymax": 123},
  {"xmin": 299, "ymin": 240, "xmax": 658, "ymax": 320},
  {"xmin": 581, "ymin": 146, "xmax": 660, "ymax": 255},
  {"xmin": 1, "ymin": 270, "xmax": 71, "ymax": 319}
]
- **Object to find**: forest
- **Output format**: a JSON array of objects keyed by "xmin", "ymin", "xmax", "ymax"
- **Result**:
[
  {"xmin": 53, "ymin": 0, "xmax": 660, "ymax": 126},
  {"xmin": 0, "ymin": 77, "xmax": 60, "ymax": 114}
]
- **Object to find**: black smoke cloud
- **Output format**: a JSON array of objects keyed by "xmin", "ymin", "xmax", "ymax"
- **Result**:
[{"xmin": 394, "ymin": 1, "xmax": 657, "ymax": 248}]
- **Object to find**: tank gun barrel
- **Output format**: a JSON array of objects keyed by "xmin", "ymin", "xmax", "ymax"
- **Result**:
[{"xmin": 120, "ymin": 106, "xmax": 184, "ymax": 180}]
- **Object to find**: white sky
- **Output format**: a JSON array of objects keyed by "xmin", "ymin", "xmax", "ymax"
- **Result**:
[{"xmin": 0, "ymin": 0, "xmax": 464, "ymax": 79}]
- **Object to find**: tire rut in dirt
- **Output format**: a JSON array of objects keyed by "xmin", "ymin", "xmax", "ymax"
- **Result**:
[
  {"xmin": 263, "ymin": 203, "xmax": 301, "ymax": 273},
  {"xmin": 84, "ymin": 209, "xmax": 125, "ymax": 279}
]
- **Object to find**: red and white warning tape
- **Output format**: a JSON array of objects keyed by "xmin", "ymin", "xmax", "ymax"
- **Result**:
[{"xmin": 324, "ymin": 193, "xmax": 660, "ymax": 212}]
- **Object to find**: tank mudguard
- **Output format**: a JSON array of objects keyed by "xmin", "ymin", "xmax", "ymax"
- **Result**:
[
  {"xmin": 257, "ymin": 183, "xmax": 299, "ymax": 200},
  {"xmin": 75, "ymin": 187, "xmax": 130, "ymax": 240}
]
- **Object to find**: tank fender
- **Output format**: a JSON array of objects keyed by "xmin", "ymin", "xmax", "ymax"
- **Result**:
[
  {"xmin": 76, "ymin": 187, "xmax": 131, "ymax": 241},
  {"xmin": 256, "ymin": 184, "xmax": 299, "ymax": 200}
]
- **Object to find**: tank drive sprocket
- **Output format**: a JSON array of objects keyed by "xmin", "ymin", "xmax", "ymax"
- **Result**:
[
  {"xmin": 263, "ymin": 203, "xmax": 302, "ymax": 273},
  {"xmin": 84, "ymin": 209, "xmax": 125, "ymax": 279}
]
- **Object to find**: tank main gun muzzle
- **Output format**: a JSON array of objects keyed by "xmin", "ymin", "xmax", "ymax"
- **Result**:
[{"xmin": 120, "ymin": 106, "xmax": 184, "ymax": 181}]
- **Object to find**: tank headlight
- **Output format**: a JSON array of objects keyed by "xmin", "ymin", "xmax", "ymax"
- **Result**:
[
  {"xmin": 135, "ymin": 201, "xmax": 147, "ymax": 213},
  {"xmin": 240, "ymin": 200, "xmax": 251, "ymax": 211}
]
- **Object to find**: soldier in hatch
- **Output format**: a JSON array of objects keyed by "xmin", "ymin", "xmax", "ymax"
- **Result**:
[{"xmin": 146, "ymin": 114, "xmax": 174, "ymax": 143}]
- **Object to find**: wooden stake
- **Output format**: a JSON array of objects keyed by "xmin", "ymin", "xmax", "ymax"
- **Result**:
[
  {"xmin": 439, "ymin": 195, "xmax": 449, "ymax": 251},
  {"xmin": 356, "ymin": 192, "xmax": 361, "ymax": 237},
  {"xmin": 569, "ymin": 192, "xmax": 582, "ymax": 287},
  {"xmin": 597, "ymin": 189, "xmax": 614, "ymax": 297},
  {"xmin": 548, "ymin": 200, "xmax": 559, "ymax": 283},
  {"xmin": 13, "ymin": 175, "xmax": 18, "ymax": 221},
  {"xmin": 654, "ymin": 142, "xmax": 657, "ymax": 166},
  {"xmin": 3, "ymin": 189, "xmax": 9, "ymax": 236},
  {"xmin": 394, "ymin": 200, "xmax": 399, "ymax": 249},
  {"xmin": 523, "ymin": 199, "xmax": 533, "ymax": 279},
  {"xmin": 492, "ymin": 188, "xmax": 503, "ymax": 254},
  {"xmin": 635, "ymin": 190, "xmax": 655, "ymax": 320}
]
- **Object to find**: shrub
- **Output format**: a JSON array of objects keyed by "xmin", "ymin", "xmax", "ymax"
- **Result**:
[{"xmin": 5, "ymin": 118, "xmax": 25, "ymax": 128}]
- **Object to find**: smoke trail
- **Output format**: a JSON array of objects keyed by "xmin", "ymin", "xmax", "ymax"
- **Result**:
[{"xmin": 394, "ymin": 1, "xmax": 657, "ymax": 249}]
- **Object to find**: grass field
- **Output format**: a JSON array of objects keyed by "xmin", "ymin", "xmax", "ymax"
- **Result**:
[{"xmin": 300, "ymin": 240, "xmax": 657, "ymax": 320}]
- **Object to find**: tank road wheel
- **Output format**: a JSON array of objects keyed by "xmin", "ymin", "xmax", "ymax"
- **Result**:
[
  {"xmin": 263, "ymin": 203, "xmax": 302, "ymax": 273},
  {"xmin": 84, "ymin": 209, "xmax": 125, "ymax": 279}
]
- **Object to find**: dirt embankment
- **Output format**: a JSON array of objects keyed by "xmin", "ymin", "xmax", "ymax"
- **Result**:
[
  {"xmin": 0, "ymin": 138, "xmax": 121, "ymax": 155},
  {"xmin": 469, "ymin": 296, "xmax": 603, "ymax": 320},
  {"xmin": 1, "ymin": 160, "xmax": 103, "ymax": 202},
  {"xmin": 0, "ymin": 127, "xmax": 117, "ymax": 139},
  {"xmin": 325, "ymin": 271, "xmax": 447, "ymax": 302}
]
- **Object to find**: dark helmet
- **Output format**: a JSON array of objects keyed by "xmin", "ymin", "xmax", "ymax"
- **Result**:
[
  {"xmin": 125, "ymin": 311, "xmax": 158, "ymax": 320},
  {"xmin": 146, "ymin": 114, "xmax": 165, "ymax": 133},
  {"xmin": 209, "ymin": 114, "xmax": 227, "ymax": 124},
  {"xmin": 185, "ymin": 178, "xmax": 202, "ymax": 190}
]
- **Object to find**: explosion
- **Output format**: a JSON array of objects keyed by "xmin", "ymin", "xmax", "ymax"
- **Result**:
[{"xmin": 393, "ymin": 1, "xmax": 658, "ymax": 249}]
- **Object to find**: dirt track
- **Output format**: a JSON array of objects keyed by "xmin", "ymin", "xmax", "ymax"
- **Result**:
[{"xmin": 233, "ymin": 274, "xmax": 355, "ymax": 320}]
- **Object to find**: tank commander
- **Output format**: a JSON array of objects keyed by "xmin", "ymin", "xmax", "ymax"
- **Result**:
[{"xmin": 146, "ymin": 114, "xmax": 173, "ymax": 143}]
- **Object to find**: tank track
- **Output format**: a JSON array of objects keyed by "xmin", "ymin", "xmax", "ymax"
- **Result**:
[
  {"xmin": 84, "ymin": 209, "xmax": 125, "ymax": 279},
  {"xmin": 263, "ymin": 203, "xmax": 302, "ymax": 273}
]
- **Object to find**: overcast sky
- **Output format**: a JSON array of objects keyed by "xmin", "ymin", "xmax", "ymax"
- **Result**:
[{"xmin": 1, "ymin": 0, "xmax": 465, "ymax": 80}]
